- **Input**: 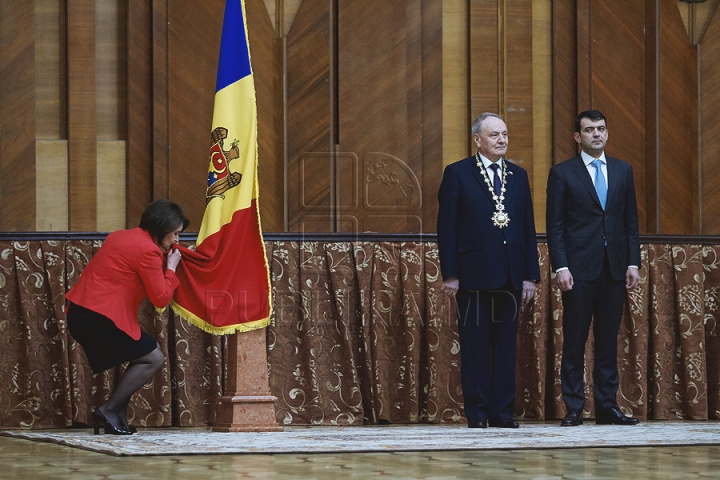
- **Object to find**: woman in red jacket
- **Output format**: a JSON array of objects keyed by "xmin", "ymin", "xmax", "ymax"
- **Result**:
[{"xmin": 65, "ymin": 199, "xmax": 188, "ymax": 435}]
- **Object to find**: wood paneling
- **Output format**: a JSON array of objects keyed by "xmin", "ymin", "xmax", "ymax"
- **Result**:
[
  {"xmin": 248, "ymin": 0, "xmax": 284, "ymax": 232},
  {"xmin": 127, "ymin": 0, "xmax": 154, "ymax": 226},
  {"xmin": 35, "ymin": 0, "xmax": 67, "ymax": 141},
  {"xmin": 0, "ymin": 1, "xmax": 36, "ymax": 231},
  {"xmin": 96, "ymin": 141, "xmax": 127, "ymax": 231},
  {"xmin": 657, "ymin": 0, "xmax": 697, "ymax": 233},
  {"xmin": 441, "ymin": 0, "xmax": 469, "ymax": 169},
  {"xmin": 167, "ymin": 0, "xmax": 221, "ymax": 229},
  {"xmin": 153, "ymin": 0, "xmax": 171, "ymax": 203},
  {"xmin": 469, "ymin": 0, "xmax": 500, "ymax": 116},
  {"xmin": 337, "ymin": 0, "xmax": 426, "ymax": 233},
  {"xmin": 552, "ymin": 0, "xmax": 578, "ymax": 164},
  {"xmin": 421, "ymin": 0, "xmax": 443, "ymax": 230},
  {"xmin": 589, "ymin": 0, "xmax": 647, "ymax": 230},
  {"xmin": 67, "ymin": 0, "xmax": 97, "ymax": 231},
  {"xmin": 286, "ymin": 0, "xmax": 332, "ymax": 233},
  {"xmin": 700, "ymin": 2, "xmax": 720, "ymax": 234},
  {"xmin": 96, "ymin": 0, "xmax": 128, "ymax": 141},
  {"xmin": 36, "ymin": 140, "xmax": 68, "ymax": 231},
  {"xmin": 532, "ymin": 0, "xmax": 552, "ymax": 232},
  {"xmin": 1, "ymin": 0, "xmax": 719, "ymax": 235},
  {"xmin": 646, "ymin": 0, "xmax": 660, "ymax": 233}
]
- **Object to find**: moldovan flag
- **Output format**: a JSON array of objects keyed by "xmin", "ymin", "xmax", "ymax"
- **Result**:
[{"xmin": 171, "ymin": 0, "xmax": 271, "ymax": 334}]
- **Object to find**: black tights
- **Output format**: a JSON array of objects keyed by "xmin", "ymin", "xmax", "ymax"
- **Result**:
[{"xmin": 98, "ymin": 346, "xmax": 164, "ymax": 429}]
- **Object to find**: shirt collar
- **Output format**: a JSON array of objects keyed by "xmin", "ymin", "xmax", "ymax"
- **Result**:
[
  {"xmin": 478, "ymin": 153, "xmax": 503, "ymax": 170},
  {"xmin": 581, "ymin": 150, "xmax": 606, "ymax": 167}
]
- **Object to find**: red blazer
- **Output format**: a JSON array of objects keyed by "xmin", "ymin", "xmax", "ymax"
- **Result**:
[{"xmin": 65, "ymin": 228, "xmax": 179, "ymax": 340}]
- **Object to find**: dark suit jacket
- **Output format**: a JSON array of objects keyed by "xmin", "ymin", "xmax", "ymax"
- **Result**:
[
  {"xmin": 546, "ymin": 154, "xmax": 641, "ymax": 282},
  {"xmin": 437, "ymin": 156, "xmax": 540, "ymax": 291},
  {"xmin": 65, "ymin": 228, "xmax": 179, "ymax": 340}
]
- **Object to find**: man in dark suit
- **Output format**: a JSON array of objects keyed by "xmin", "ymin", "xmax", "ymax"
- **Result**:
[
  {"xmin": 437, "ymin": 112, "xmax": 540, "ymax": 429},
  {"xmin": 546, "ymin": 110, "xmax": 641, "ymax": 427}
]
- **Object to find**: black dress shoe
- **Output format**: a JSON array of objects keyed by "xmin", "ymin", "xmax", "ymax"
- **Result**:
[
  {"xmin": 468, "ymin": 419, "xmax": 487, "ymax": 428},
  {"xmin": 561, "ymin": 410, "xmax": 583, "ymax": 426},
  {"xmin": 595, "ymin": 407, "xmax": 639, "ymax": 425},
  {"xmin": 489, "ymin": 419, "xmax": 519, "ymax": 428},
  {"xmin": 93, "ymin": 410, "xmax": 133, "ymax": 435}
]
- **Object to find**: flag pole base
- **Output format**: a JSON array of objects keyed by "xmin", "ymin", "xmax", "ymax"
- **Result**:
[{"xmin": 212, "ymin": 395, "xmax": 283, "ymax": 432}]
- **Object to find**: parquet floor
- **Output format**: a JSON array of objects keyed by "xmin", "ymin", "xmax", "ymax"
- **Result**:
[{"xmin": 2, "ymin": 435, "xmax": 720, "ymax": 479}]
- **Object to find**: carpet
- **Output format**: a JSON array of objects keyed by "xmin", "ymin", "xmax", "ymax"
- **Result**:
[{"xmin": 2, "ymin": 422, "xmax": 719, "ymax": 457}]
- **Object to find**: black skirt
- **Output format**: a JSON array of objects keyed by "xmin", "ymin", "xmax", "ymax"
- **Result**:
[{"xmin": 66, "ymin": 302, "xmax": 157, "ymax": 374}]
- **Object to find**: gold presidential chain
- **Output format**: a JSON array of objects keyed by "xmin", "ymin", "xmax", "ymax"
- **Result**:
[{"xmin": 475, "ymin": 152, "xmax": 510, "ymax": 228}]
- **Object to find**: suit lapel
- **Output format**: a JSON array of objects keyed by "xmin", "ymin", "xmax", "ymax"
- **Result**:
[
  {"xmin": 572, "ymin": 155, "xmax": 602, "ymax": 208},
  {"xmin": 605, "ymin": 156, "xmax": 621, "ymax": 208},
  {"xmin": 470, "ymin": 158, "xmax": 496, "ymax": 203},
  {"xmin": 503, "ymin": 160, "xmax": 516, "ymax": 202}
]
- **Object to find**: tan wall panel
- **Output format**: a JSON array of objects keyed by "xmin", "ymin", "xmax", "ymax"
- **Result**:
[
  {"xmin": 96, "ymin": 141, "xmax": 127, "ymax": 231},
  {"xmin": 96, "ymin": 0, "xmax": 128, "ymax": 141},
  {"xmin": 442, "ymin": 0, "xmax": 469, "ymax": 168},
  {"xmin": 36, "ymin": 140, "xmax": 68, "ymax": 231},
  {"xmin": 532, "ymin": 0, "xmax": 552, "ymax": 232},
  {"xmin": 35, "ymin": 0, "xmax": 66, "ymax": 140},
  {"xmin": 67, "ymin": 0, "xmax": 97, "ymax": 231}
]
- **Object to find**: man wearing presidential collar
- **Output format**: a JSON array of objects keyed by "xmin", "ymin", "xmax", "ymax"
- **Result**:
[
  {"xmin": 437, "ymin": 112, "xmax": 540, "ymax": 429},
  {"xmin": 546, "ymin": 110, "xmax": 641, "ymax": 427}
]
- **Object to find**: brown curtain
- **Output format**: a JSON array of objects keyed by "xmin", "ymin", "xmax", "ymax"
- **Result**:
[{"xmin": 0, "ymin": 240, "xmax": 718, "ymax": 429}]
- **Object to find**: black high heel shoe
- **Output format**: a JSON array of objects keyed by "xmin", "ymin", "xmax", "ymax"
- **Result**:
[{"xmin": 93, "ymin": 410, "xmax": 133, "ymax": 435}]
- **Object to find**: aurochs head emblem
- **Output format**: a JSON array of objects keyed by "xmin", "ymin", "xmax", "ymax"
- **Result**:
[{"xmin": 206, "ymin": 127, "xmax": 242, "ymax": 204}]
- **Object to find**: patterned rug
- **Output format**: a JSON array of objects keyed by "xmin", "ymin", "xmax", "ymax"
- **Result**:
[{"xmin": 2, "ymin": 422, "xmax": 719, "ymax": 457}]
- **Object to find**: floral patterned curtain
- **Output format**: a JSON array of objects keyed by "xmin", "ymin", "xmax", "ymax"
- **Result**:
[{"xmin": 0, "ymin": 239, "xmax": 718, "ymax": 429}]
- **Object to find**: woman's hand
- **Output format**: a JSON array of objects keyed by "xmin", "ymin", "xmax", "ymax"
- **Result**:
[{"xmin": 166, "ymin": 247, "xmax": 182, "ymax": 272}]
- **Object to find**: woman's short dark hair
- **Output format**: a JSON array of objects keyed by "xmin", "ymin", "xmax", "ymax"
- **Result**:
[{"xmin": 139, "ymin": 199, "xmax": 189, "ymax": 240}]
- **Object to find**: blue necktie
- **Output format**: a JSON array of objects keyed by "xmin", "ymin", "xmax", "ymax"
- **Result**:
[
  {"xmin": 592, "ymin": 159, "xmax": 607, "ymax": 209},
  {"xmin": 489, "ymin": 163, "xmax": 501, "ymax": 197}
]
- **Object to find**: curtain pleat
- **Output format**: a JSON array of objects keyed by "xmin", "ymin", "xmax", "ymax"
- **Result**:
[{"xmin": 1, "ymin": 240, "xmax": 719, "ymax": 429}]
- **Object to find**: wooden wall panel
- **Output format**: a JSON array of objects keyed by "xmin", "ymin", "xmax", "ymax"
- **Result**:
[
  {"xmin": 587, "ymin": 0, "xmax": 647, "ymax": 231},
  {"xmin": 153, "ymin": 0, "xmax": 171, "ymax": 204},
  {"xmin": 337, "ymin": 0, "xmax": 425, "ymax": 233},
  {"xmin": 504, "ymin": 0, "xmax": 534, "ymax": 188},
  {"xmin": 96, "ymin": 0, "xmax": 128, "ymax": 141},
  {"xmin": 532, "ymin": 0, "xmax": 553, "ymax": 232},
  {"xmin": 645, "ymin": 0, "xmax": 660, "ymax": 233},
  {"xmin": 0, "ymin": 2, "xmax": 36, "ymax": 231},
  {"xmin": 67, "ymin": 0, "xmax": 97, "ymax": 231},
  {"xmin": 552, "ymin": 0, "xmax": 578, "ymax": 164},
  {"xmin": 167, "ymin": 0, "xmax": 222, "ymax": 230},
  {"xmin": 35, "ymin": 0, "xmax": 66, "ymax": 141},
  {"xmin": 127, "ymin": 0, "xmax": 154, "ymax": 226},
  {"xmin": 657, "ymin": 0, "xmax": 697, "ymax": 233},
  {"xmin": 421, "ymin": 0, "xmax": 443, "ymax": 231},
  {"xmin": 441, "ymin": 0, "xmax": 469, "ymax": 169},
  {"xmin": 700, "ymin": 3, "xmax": 720, "ymax": 234},
  {"xmin": 286, "ymin": 0, "xmax": 332, "ymax": 233},
  {"xmin": 247, "ymin": 0, "xmax": 284, "ymax": 232},
  {"xmin": 469, "ymin": 1, "xmax": 500, "ymax": 116}
]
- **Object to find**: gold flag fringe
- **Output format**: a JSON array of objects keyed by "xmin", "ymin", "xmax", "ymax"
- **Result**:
[{"xmin": 169, "ymin": 299, "xmax": 270, "ymax": 335}]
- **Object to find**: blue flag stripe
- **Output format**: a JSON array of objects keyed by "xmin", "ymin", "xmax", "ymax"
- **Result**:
[{"xmin": 215, "ymin": 0, "xmax": 252, "ymax": 92}]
